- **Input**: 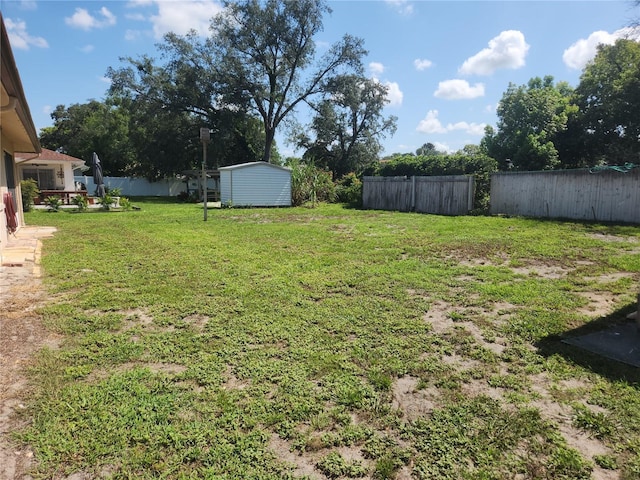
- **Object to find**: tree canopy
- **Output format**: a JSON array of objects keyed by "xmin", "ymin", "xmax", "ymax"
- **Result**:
[
  {"xmin": 39, "ymin": 100, "xmax": 135, "ymax": 176},
  {"xmin": 296, "ymin": 74, "xmax": 397, "ymax": 178},
  {"xmin": 572, "ymin": 38, "xmax": 640, "ymax": 164},
  {"xmin": 481, "ymin": 76, "xmax": 577, "ymax": 171},
  {"xmin": 211, "ymin": 0, "xmax": 367, "ymax": 164}
]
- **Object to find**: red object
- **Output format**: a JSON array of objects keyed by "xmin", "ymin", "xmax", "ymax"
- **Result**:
[{"xmin": 4, "ymin": 192, "xmax": 18, "ymax": 234}]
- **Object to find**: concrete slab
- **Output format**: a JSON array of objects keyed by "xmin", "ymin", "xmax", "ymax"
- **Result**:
[
  {"xmin": 0, "ymin": 226, "xmax": 56, "ymax": 270},
  {"xmin": 563, "ymin": 321, "xmax": 640, "ymax": 368}
]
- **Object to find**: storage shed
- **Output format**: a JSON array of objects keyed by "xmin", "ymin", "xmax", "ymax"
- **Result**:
[{"xmin": 219, "ymin": 162, "xmax": 291, "ymax": 207}]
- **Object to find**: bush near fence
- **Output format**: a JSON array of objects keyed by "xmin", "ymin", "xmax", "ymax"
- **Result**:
[{"xmin": 375, "ymin": 153, "xmax": 497, "ymax": 210}]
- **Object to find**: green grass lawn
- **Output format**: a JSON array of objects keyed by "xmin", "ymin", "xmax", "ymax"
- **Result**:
[{"xmin": 18, "ymin": 200, "xmax": 640, "ymax": 479}]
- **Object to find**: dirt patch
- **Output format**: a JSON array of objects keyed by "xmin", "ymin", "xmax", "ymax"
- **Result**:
[
  {"xmin": 587, "ymin": 233, "xmax": 639, "ymax": 243},
  {"xmin": 0, "ymin": 231, "xmax": 60, "ymax": 480},
  {"xmin": 423, "ymin": 300, "xmax": 456, "ymax": 333},
  {"xmin": 222, "ymin": 366, "xmax": 251, "ymax": 391},
  {"xmin": 583, "ymin": 272, "xmax": 637, "ymax": 284},
  {"xmin": 510, "ymin": 264, "xmax": 570, "ymax": 279},
  {"xmin": 182, "ymin": 314, "xmax": 210, "ymax": 332},
  {"xmin": 392, "ymin": 376, "xmax": 441, "ymax": 421},
  {"xmin": 268, "ymin": 433, "xmax": 322, "ymax": 478},
  {"xmin": 576, "ymin": 291, "xmax": 619, "ymax": 318}
]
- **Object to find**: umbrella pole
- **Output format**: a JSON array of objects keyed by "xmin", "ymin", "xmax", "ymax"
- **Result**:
[{"xmin": 202, "ymin": 142, "xmax": 207, "ymax": 221}]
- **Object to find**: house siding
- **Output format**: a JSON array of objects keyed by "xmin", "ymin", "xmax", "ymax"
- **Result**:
[{"xmin": 220, "ymin": 162, "xmax": 291, "ymax": 207}]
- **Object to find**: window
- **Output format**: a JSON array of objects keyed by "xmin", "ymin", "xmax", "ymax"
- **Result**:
[{"xmin": 22, "ymin": 167, "xmax": 55, "ymax": 190}]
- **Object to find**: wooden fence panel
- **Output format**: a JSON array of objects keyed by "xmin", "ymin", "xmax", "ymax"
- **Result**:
[
  {"xmin": 363, "ymin": 175, "xmax": 474, "ymax": 215},
  {"xmin": 414, "ymin": 176, "xmax": 474, "ymax": 215},
  {"xmin": 362, "ymin": 176, "xmax": 413, "ymax": 211},
  {"xmin": 490, "ymin": 168, "xmax": 640, "ymax": 223}
]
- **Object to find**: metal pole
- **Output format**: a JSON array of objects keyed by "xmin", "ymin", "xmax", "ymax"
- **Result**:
[
  {"xmin": 203, "ymin": 141, "xmax": 208, "ymax": 221},
  {"xmin": 200, "ymin": 127, "xmax": 210, "ymax": 222}
]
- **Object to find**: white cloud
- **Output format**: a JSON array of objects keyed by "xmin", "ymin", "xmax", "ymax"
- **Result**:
[
  {"xmin": 385, "ymin": 0, "xmax": 414, "ymax": 16},
  {"xmin": 127, "ymin": 0, "xmax": 154, "ymax": 7},
  {"xmin": 18, "ymin": 0, "xmax": 37, "ymax": 10},
  {"xmin": 446, "ymin": 121, "xmax": 486, "ymax": 136},
  {"xmin": 434, "ymin": 79, "xmax": 484, "ymax": 100},
  {"xmin": 79, "ymin": 44, "xmax": 95, "ymax": 53},
  {"xmin": 414, "ymin": 58, "xmax": 433, "ymax": 71},
  {"xmin": 563, "ymin": 27, "xmax": 640, "ymax": 70},
  {"xmin": 43, "ymin": 105, "xmax": 52, "ymax": 116},
  {"xmin": 433, "ymin": 142, "xmax": 452, "ymax": 153},
  {"xmin": 125, "ymin": 29, "xmax": 142, "ymax": 41},
  {"xmin": 99, "ymin": 76, "xmax": 112, "ymax": 85},
  {"xmin": 384, "ymin": 81, "xmax": 403, "ymax": 107},
  {"xmin": 416, "ymin": 110, "xmax": 485, "ymax": 135},
  {"xmin": 149, "ymin": 0, "xmax": 223, "ymax": 39},
  {"xmin": 369, "ymin": 62, "xmax": 385, "ymax": 77},
  {"xmin": 125, "ymin": 13, "xmax": 147, "ymax": 21},
  {"xmin": 417, "ymin": 110, "xmax": 447, "ymax": 134},
  {"xmin": 5, "ymin": 18, "xmax": 48, "ymax": 50},
  {"xmin": 65, "ymin": 7, "xmax": 117, "ymax": 31},
  {"xmin": 459, "ymin": 30, "xmax": 529, "ymax": 76}
]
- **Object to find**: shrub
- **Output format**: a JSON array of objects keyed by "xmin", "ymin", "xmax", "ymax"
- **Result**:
[
  {"xmin": 335, "ymin": 172, "xmax": 363, "ymax": 207},
  {"xmin": 376, "ymin": 152, "xmax": 498, "ymax": 211},
  {"xmin": 20, "ymin": 179, "xmax": 40, "ymax": 212},
  {"xmin": 98, "ymin": 194, "xmax": 114, "ymax": 211},
  {"xmin": 119, "ymin": 197, "xmax": 132, "ymax": 211},
  {"xmin": 106, "ymin": 187, "xmax": 122, "ymax": 197},
  {"xmin": 71, "ymin": 195, "xmax": 88, "ymax": 212},
  {"xmin": 288, "ymin": 158, "xmax": 335, "ymax": 207},
  {"xmin": 44, "ymin": 196, "xmax": 62, "ymax": 212}
]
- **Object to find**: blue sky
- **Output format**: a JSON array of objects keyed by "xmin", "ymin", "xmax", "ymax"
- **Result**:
[{"xmin": 3, "ymin": 0, "xmax": 639, "ymax": 159}]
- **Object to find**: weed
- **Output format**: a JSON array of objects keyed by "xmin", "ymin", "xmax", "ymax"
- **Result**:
[{"xmin": 316, "ymin": 452, "xmax": 368, "ymax": 478}]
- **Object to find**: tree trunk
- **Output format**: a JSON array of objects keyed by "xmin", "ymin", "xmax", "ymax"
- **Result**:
[{"xmin": 263, "ymin": 127, "xmax": 275, "ymax": 163}]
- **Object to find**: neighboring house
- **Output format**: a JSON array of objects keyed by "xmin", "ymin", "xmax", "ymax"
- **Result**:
[
  {"xmin": 16, "ymin": 148, "xmax": 88, "ymax": 203},
  {"xmin": 1, "ymin": 13, "xmax": 41, "ymax": 252},
  {"xmin": 219, "ymin": 162, "xmax": 291, "ymax": 207}
]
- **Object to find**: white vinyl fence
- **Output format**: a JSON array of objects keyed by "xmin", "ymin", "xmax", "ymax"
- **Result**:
[
  {"xmin": 75, "ymin": 176, "xmax": 186, "ymax": 197},
  {"xmin": 363, "ymin": 175, "xmax": 475, "ymax": 215},
  {"xmin": 490, "ymin": 168, "xmax": 640, "ymax": 224}
]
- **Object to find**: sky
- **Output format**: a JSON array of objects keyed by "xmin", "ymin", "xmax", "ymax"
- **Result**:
[{"xmin": 2, "ymin": 0, "xmax": 640, "ymax": 159}]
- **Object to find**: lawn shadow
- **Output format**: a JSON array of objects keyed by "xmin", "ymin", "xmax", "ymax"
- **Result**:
[{"xmin": 536, "ymin": 302, "xmax": 640, "ymax": 384}]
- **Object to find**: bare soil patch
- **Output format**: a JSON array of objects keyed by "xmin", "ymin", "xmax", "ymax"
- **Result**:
[{"xmin": 0, "ymin": 262, "xmax": 59, "ymax": 479}]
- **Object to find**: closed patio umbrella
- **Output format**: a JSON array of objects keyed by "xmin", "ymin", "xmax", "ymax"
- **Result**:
[{"xmin": 92, "ymin": 152, "xmax": 105, "ymax": 198}]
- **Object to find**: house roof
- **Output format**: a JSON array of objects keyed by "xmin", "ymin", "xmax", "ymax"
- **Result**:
[
  {"xmin": 15, "ymin": 148, "xmax": 87, "ymax": 166},
  {"xmin": 0, "ymin": 13, "xmax": 40, "ymax": 153},
  {"xmin": 219, "ymin": 161, "xmax": 291, "ymax": 172}
]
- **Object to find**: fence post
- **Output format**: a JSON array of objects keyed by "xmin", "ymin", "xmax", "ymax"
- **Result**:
[
  {"xmin": 467, "ymin": 176, "xmax": 474, "ymax": 211},
  {"xmin": 411, "ymin": 176, "xmax": 416, "ymax": 212}
]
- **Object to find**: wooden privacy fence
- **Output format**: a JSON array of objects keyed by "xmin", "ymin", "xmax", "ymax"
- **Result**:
[
  {"xmin": 363, "ymin": 175, "xmax": 475, "ymax": 215},
  {"xmin": 490, "ymin": 168, "xmax": 640, "ymax": 224}
]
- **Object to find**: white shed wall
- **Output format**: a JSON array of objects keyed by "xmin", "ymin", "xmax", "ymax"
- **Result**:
[{"xmin": 220, "ymin": 162, "xmax": 291, "ymax": 207}]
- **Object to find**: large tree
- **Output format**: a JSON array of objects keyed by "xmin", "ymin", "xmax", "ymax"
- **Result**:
[
  {"xmin": 481, "ymin": 76, "xmax": 577, "ymax": 171},
  {"xmin": 572, "ymin": 38, "xmax": 640, "ymax": 164},
  {"xmin": 107, "ymin": 32, "xmax": 270, "ymax": 175},
  {"xmin": 39, "ymin": 100, "xmax": 135, "ymax": 176},
  {"xmin": 211, "ymin": 0, "xmax": 367, "ymax": 163},
  {"xmin": 296, "ymin": 74, "xmax": 397, "ymax": 178}
]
